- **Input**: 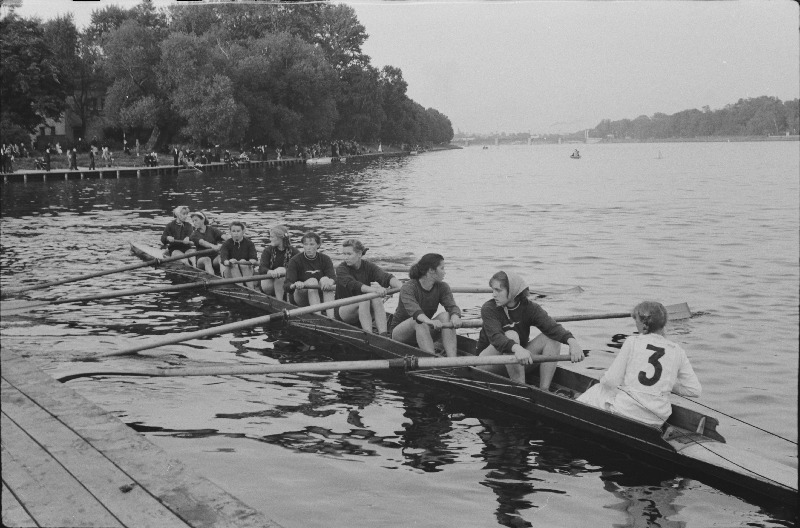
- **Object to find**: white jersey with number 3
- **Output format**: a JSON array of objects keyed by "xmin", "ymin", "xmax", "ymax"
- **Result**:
[{"xmin": 579, "ymin": 333, "xmax": 701, "ymax": 426}]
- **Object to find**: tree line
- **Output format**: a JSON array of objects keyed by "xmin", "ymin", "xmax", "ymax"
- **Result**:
[
  {"xmin": 591, "ymin": 97, "xmax": 799, "ymax": 141},
  {"xmin": 0, "ymin": 2, "xmax": 454, "ymax": 150}
]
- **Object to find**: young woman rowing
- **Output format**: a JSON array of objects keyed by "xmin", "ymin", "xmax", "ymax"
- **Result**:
[
  {"xmin": 335, "ymin": 239, "xmax": 403, "ymax": 335},
  {"xmin": 576, "ymin": 301, "xmax": 701, "ymax": 426},
  {"xmin": 160, "ymin": 206, "xmax": 194, "ymax": 258},
  {"xmin": 219, "ymin": 221, "xmax": 259, "ymax": 289},
  {"xmin": 188, "ymin": 211, "xmax": 224, "ymax": 275},
  {"xmin": 390, "ymin": 253, "xmax": 462, "ymax": 357},
  {"xmin": 286, "ymin": 231, "xmax": 336, "ymax": 317},
  {"xmin": 477, "ymin": 270, "xmax": 584, "ymax": 387},
  {"xmin": 258, "ymin": 225, "xmax": 298, "ymax": 300}
]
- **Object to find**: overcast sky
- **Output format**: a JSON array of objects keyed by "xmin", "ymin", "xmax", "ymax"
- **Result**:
[{"xmin": 11, "ymin": 0, "xmax": 800, "ymax": 134}]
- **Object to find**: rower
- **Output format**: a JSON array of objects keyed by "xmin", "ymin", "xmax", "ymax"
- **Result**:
[
  {"xmin": 576, "ymin": 301, "xmax": 701, "ymax": 426},
  {"xmin": 258, "ymin": 224, "xmax": 298, "ymax": 300},
  {"xmin": 286, "ymin": 231, "xmax": 336, "ymax": 317},
  {"xmin": 476, "ymin": 270, "xmax": 584, "ymax": 387},
  {"xmin": 160, "ymin": 206, "xmax": 194, "ymax": 258},
  {"xmin": 188, "ymin": 211, "xmax": 224, "ymax": 275},
  {"xmin": 390, "ymin": 253, "xmax": 462, "ymax": 357},
  {"xmin": 335, "ymin": 239, "xmax": 403, "ymax": 335},
  {"xmin": 220, "ymin": 221, "xmax": 259, "ymax": 289}
]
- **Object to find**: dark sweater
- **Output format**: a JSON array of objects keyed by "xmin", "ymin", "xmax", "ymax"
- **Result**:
[
  {"xmin": 476, "ymin": 299, "xmax": 574, "ymax": 354},
  {"xmin": 391, "ymin": 280, "xmax": 461, "ymax": 330},
  {"xmin": 161, "ymin": 220, "xmax": 194, "ymax": 252},
  {"xmin": 219, "ymin": 237, "xmax": 257, "ymax": 262},
  {"xmin": 335, "ymin": 260, "xmax": 394, "ymax": 299},
  {"xmin": 285, "ymin": 252, "xmax": 336, "ymax": 284}
]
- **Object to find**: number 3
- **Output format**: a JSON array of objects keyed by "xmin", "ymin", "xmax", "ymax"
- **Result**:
[{"xmin": 638, "ymin": 345, "xmax": 665, "ymax": 386}]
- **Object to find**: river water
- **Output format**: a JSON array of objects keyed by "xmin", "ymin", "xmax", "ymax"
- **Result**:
[{"xmin": 1, "ymin": 142, "xmax": 797, "ymax": 527}]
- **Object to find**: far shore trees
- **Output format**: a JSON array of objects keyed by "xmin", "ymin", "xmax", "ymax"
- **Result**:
[{"xmin": 0, "ymin": 1, "xmax": 454, "ymax": 150}]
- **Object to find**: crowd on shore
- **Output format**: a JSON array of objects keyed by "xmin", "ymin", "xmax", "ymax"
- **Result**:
[{"xmin": 2, "ymin": 135, "xmax": 434, "ymax": 173}]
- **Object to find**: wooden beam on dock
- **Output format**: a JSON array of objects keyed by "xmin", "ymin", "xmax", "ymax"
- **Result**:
[{"xmin": 1, "ymin": 349, "xmax": 283, "ymax": 528}]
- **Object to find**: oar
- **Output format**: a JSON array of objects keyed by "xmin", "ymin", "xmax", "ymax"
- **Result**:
[
  {"xmin": 294, "ymin": 284, "xmax": 584, "ymax": 296},
  {"xmin": 440, "ymin": 302, "xmax": 692, "ymax": 328},
  {"xmin": 0, "ymin": 249, "xmax": 216, "ymax": 299},
  {"xmin": 59, "ymin": 354, "xmax": 572, "ymax": 382},
  {"xmin": 448, "ymin": 286, "xmax": 584, "ymax": 295},
  {"xmin": 1, "ymin": 272, "xmax": 284, "ymax": 315},
  {"xmin": 83, "ymin": 287, "xmax": 401, "ymax": 361}
]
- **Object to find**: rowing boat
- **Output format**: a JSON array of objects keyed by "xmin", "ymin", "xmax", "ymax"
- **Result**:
[{"xmin": 128, "ymin": 241, "xmax": 797, "ymax": 506}]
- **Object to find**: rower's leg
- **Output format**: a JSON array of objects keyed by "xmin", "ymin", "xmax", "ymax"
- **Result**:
[
  {"xmin": 241, "ymin": 265, "xmax": 255, "ymax": 290},
  {"xmin": 338, "ymin": 303, "xmax": 364, "ymax": 328},
  {"xmin": 356, "ymin": 301, "xmax": 374, "ymax": 331},
  {"xmin": 370, "ymin": 297, "xmax": 388, "ymax": 334},
  {"xmin": 273, "ymin": 277, "xmax": 286, "ymax": 301},
  {"xmin": 391, "ymin": 317, "xmax": 418, "ymax": 346},
  {"xmin": 436, "ymin": 312, "xmax": 458, "ymax": 357},
  {"xmin": 413, "ymin": 321, "xmax": 436, "ymax": 354},
  {"xmin": 260, "ymin": 278, "xmax": 275, "ymax": 296},
  {"xmin": 304, "ymin": 279, "xmax": 321, "ymax": 306},
  {"xmin": 292, "ymin": 288, "xmax": 310, "ymax": 307},
  {"xmin": 197, "ymin": 256, "xmax": 214, "ymax": 275},
  {"xmin": 477, "ymin": 343, "xmax": 511, "ymax": 376},
  {"xmin": 527, "ymin": 333, "xmax": 562, "ymax": 390}
]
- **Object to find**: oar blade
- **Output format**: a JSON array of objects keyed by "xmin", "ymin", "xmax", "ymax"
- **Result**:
[{"xmin": 667, "ymin": 302, "xmax": 692, "ymax": 321}]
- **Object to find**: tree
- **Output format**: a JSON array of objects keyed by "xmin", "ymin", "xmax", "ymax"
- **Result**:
[
  {"xmin": 102, "ymin": 19, "xmax": 169, "ymax": 148},
  {"xmin": 0, "ymin": 14, "xmax": 69, "ymax": 141}
]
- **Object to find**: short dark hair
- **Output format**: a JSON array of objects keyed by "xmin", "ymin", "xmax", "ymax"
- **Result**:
[
  {"xmin": 302, "ymin": 231, "xmax": 321, "ymax": 245},
  {"xmin": 230, "ymin": 220, "xmax": 246, "ymax": 231}
]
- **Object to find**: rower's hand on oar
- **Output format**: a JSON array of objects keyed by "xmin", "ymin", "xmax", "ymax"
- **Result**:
[
  {"xmin": 568, "ymin": 339, "xmax": 585, "ymax": 362},
  {"xmin": 370, "ymin": 282, "xmax": 387, "ymax": 297},
  {"xmin": 167, "ymin": 236, "xmax": 176, "ymax": 243},
  {"xmin": 425, "ymin": 319, "xmax": 444, "ymax": 330},
  {"xmin": 513, "ymin": 346, "xmax": 533, "ymax": 365},
  {"xmin": 291, "ymin": 281, "xmax": 305, "ymax": 291},
  {"xmin": 320, "ymin": 278, "xmax": 336, "ymax": 292},
  {"xmin": 450, "ymin": 315, "xmax": 462, "ymax": 329}
]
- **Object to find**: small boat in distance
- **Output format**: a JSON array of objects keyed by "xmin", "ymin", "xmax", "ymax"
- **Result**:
[
  {"xmin": 306, "ymin": 157, "xmax": 333, "ymax": 165},
  {"xmin": 570, "ymin": 149, "xmax": 581, "ymax": 159}
]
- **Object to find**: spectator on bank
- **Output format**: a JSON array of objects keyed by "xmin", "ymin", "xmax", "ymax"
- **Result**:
[
  {"xmin": 44, "ymin": 146, "xmax": 51, "ymax": 171},
  {"xmin": 69, "ymin": 148, "xmax": 78, "ymax": 170}
]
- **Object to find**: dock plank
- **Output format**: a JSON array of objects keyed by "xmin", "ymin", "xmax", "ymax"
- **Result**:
[
  {"xmin": 1, "ymin": 350, "xmax": 283, "ymax": 528},
  {"xmin": 2, "ymin": 482, "xmax": 38, "ymax": 528},
  {"xmin": 2, "ymin": 413, "xmax": 124, "ymax": 528},
  {"xmin": 2, "ymin": 379, "xmax": 191, "ymax": 528}
]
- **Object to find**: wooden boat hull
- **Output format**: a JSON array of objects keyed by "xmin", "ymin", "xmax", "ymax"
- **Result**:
[{"xmin": 130, "ymin": 242, "xmax": 797, "ymax": 506}]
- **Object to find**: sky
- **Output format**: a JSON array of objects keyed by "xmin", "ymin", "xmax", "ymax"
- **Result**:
[{"xmin": 8, "ymin": 0, "xmax": 799, "ymax": 134}]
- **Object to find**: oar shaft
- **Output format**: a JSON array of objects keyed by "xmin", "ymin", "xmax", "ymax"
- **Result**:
[
  {"xmin": 94, "ymin": 287, "xmax": 400, "ymax": 359},
  {"xmin": 1, "ymin": 249, "xmax": 216, "ymax": 297},
  {"xmin": 50, "ymin": 273, "xmax": 278, "ymax": 305},
  {"xmin": 60, "ymin": 354, "xmax": 573, "ymax": 381},
  {"xmin": 441, "ymin": 303, "xmax": 690, "ymax": 328}
]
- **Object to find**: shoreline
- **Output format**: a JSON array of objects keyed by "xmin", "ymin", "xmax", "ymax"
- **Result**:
[{"xmin": 3, "ymin": 145, "xmax": 463, "ymax": 176}]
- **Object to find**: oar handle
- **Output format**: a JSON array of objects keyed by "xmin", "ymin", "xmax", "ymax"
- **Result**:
[
  {"xmin": 0, "ymin": 248, "xmax": 216, "ymax": 298},
  {"xmin": 89, "ymin": 287, "xmax": 401, "ymax": 360}
]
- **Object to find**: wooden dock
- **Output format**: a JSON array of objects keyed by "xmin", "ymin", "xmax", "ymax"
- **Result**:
[
  {"xmin": 1, "ymin": 349, "xmax": 284, "ymax": 528},
  {"xmin": 0, "ymin": 150, "xmax": 417, "ymax": 184}
]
